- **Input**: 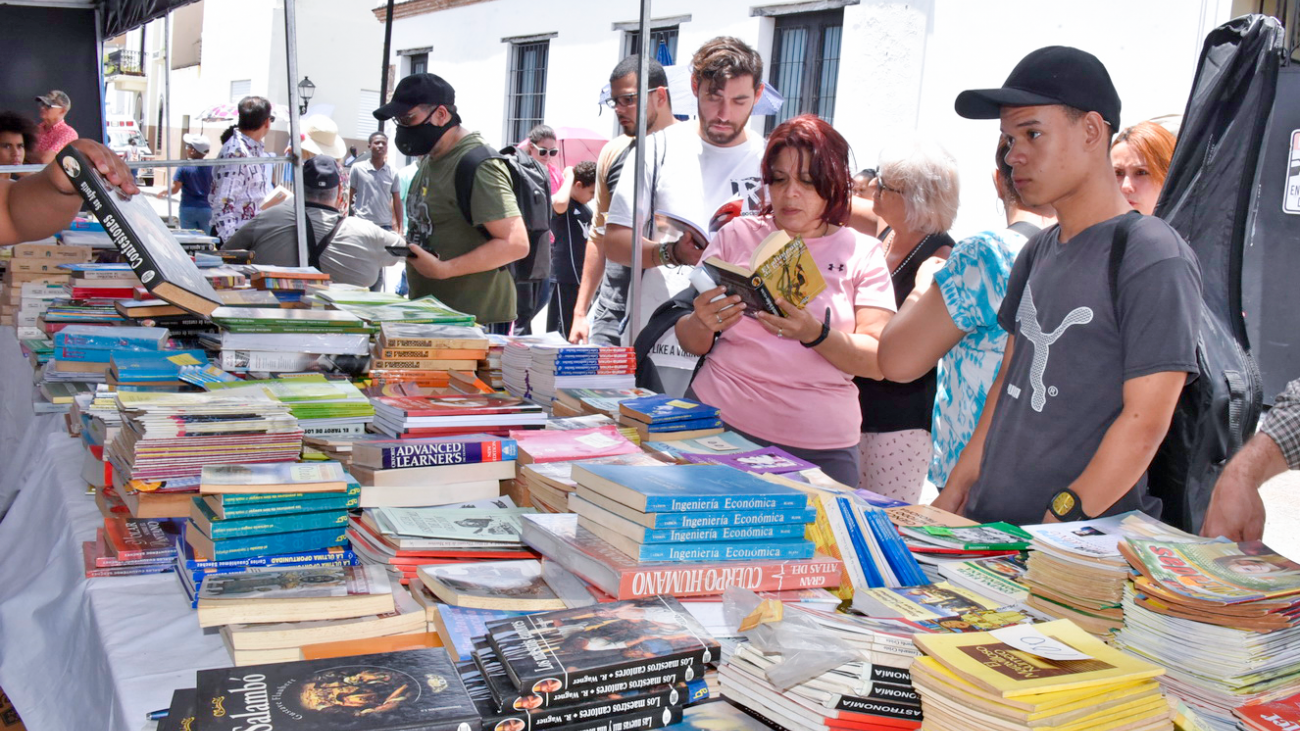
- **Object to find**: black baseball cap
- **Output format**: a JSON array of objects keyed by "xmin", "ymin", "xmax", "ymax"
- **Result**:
[
  {"xmin": 373, "ymin": 73, "xmax": 456, "ymax": 121},
  {"xmin": 303, "ymin": 156, "xmax": 340, "ymax": 189},
  {"xmin": 955, "ymin": 46, "xmax": 1121, "ymax": 131}
]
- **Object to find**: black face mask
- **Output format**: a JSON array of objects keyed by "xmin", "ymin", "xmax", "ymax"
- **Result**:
[{"xmin": 394, "ymin": 112, "xmax": 460, "ymax": 157}]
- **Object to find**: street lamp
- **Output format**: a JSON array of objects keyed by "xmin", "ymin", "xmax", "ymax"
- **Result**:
[{"xmin": 297, "ymin": 76, "xmax": 315, "ymax": 115}]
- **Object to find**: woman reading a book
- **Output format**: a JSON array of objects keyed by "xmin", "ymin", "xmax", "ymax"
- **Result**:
[{"xmin": 676, "ymin": 114, "xmax": 896, "ymax": 487}]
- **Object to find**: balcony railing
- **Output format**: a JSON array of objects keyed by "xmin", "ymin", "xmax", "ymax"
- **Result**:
[{"xmin": 105, "ymin": 49, "xmax": 145, "ymax": 77}]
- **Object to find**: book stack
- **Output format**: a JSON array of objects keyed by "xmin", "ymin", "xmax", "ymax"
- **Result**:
[
  {"xmin": 518, "ymin": 450, "xmax": 664, "ymax": 514},
  {"xmin": 186, "ymin": 462, "xmax": 357, "ymax": 563},
  {"xmin": 176, "ymin": 540, "xmax": 358, "ymax": 609},
  {"xmin": 1235, "ymin": 690, "xmax": 1300, "ymax": 731},
  {"xmin": 719, "ymin": 608, "xmax": 927, "ymax": 731},
  {"xmin": 210, "ymin": 375, "xmax": 375, "ymax": 437},
  {"xmin": 60, "ymin": 262, "xmax": 141, "ymax": 301},
  {"xmin": 105, "ymin": 386, "xmax": 304, "ymax": 518},
  {"xmin": 430, "ymin": 604, "xmax": 533, "ymax": 661},
  {"xmin": 936, "ymin": 555, "xmax": 1029, "ymax": 607},
  {"xmin": 551, "ymin": 386, "xmax": 657, "ymax": 419},
  {"xmin": 348, "ymin": 433, "xmax": 516, "ymax": 508},
  {"xmin": 370, "ymin": 322, "xmax": 490, "ymax": 386},
  {"xmin": 188, "ymin": 647, "xmax": 478, "ymax": 728},
  {"xmin": 207, "ymin": 329, "xmax": 372, "ymax": 370},
  {"xmin": 619, "ymin": 395, "xmax": 724, "ymax": 442},
  {"xmin": 569, "ymin": 464, "xmax": 817, "ymax": 563},
  {"xmin": 208, "ymin": 306, "xmax": 372, "ymax": 375},
  {"xmin": 1113, "ymin": 539, "xmax": 1300, "ymax": 730},
  {"xmin": 513, "ymin": 424, "xmax": 641, "ymax": 466},
  {"xmin": 371, "ymin": 393, "xmax": 547, "ymax": 438},
  {"xmin": 465, "ymin": 596, "xmax": 717, "ymax": 731},
  {"xmin": 910, "ymin": 619, "xmax": 1171, "ymax": 731},
  {"xmin": 336, "ymin": 295, "xmax": 478, "ymax": 328},
  {"xmin": 200, "ymin": 265, "xmax": 248, "ymax": 290},
  {"xmin": 482, "ymin": 332, "xmax": 507, "ymax": 389},
  {"xmin": 0, "ymin": 241, "xmax": 90, "ymax": 332},
  {"xmin": 353, "ymin": 501, "xmax": 537, "ymax": 584},
  {"xmin": 522, "ymin": 513, "xmax": 842, "ymax": 600},
  {"xmin": 82, "ymin": 515, "xmax": 180, "ymax": 578},
  {"xmin": 48, "ymin": 324, "xmax": 170, "ymax": 381},
  {"xmin": 502, "ymin": 337, "xmax": 637, "ymax": 406},
  {"xmin": 1022, "ymin": 511, "xmax": 1203, "ymax": 635},
  {"xmin": 249, "ymin": 265, "xmax": 330, "ymax": 304},
  {"xmin": 108, "ymin": 348, "xmax": 212, "ymax": 391},
  {"xmin": 193, "ymin": 564, "xmax": 427, "ymax": 666}
]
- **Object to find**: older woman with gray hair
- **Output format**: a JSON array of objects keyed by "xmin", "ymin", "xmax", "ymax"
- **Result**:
[{"xmin": 856, "ymin": 137, "xmax": 959, "ymax": 500}]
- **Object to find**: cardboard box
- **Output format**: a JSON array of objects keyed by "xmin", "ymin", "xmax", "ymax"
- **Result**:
[
  {"xmin": 6, "ymin": 259, "xmax": 70, "ymax": 274},
  {"xmin": 10, "ymin": 243, "xmax": 93, "ymax": 261},
  {"xmin": 1, "ymin": 271, "xmax": 70, "ymax": 286}
]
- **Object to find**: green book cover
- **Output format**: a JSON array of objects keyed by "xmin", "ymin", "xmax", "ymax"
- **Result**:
[
  {"xmin": 192, "ymin": 498, "xmax": 350, "ymax": 539},
  {"xmin": 204, "ymin": 491, "xmax": 359, "ymax": 520},
  {"xmin": 212, "ymin": 481, "xmax": 361, "ymax": 507}
]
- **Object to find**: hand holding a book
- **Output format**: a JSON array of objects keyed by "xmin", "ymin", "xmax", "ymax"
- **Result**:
[
  {"xmin": 54, "ymin": 139, "xmax": 139, "ymax": 197},
  {"xmin": 691, "ymin": 286, "xmax": 745, "ymax": 334},
  {"xmin": 755, "ymin": 297, "xmax": 818, "ymax": 343}
]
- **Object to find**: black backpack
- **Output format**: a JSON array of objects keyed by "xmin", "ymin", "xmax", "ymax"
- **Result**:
[
  {"xmin": 454, "ymin": 145, "xmax": 553, "ymax": 281},
  {"xmin": 1107, "ymin": 213, "xmax": 1263, "ymax": 533}
]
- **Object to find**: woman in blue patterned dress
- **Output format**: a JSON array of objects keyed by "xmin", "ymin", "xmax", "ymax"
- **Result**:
[{"xmin": 876, "ymin": 137, "xmax": 1056, "ymax": 491}]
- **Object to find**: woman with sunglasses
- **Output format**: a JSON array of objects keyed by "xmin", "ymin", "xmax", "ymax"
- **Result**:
[
  {"xmin": 678, "ymin": 115, "xmax": 896, "ymax": 487},
  {"xmin": 523, "ymin": 124, "xmax": 564, "ymax": 195},
  {"xmin": 856, "ymin": 137, "xmax": 958, "ymax": 501}
]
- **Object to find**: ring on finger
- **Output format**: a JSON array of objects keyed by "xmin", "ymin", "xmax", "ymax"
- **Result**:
[{"xmin": 716, "ymin": 314, "xmax": 722, "ymax": 324}]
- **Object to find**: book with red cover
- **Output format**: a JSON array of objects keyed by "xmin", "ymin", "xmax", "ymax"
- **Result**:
[
  {"xmin": 82, "ymin": 541, "xmax": 174, "ymax": 578},
  {"xmin": 510, "ymin": 425, "xmax": 640, "ymax": 465},
  {"xmin": 102, "ymin": 515, "xmax": 180, "ymax": 561},
  {"xmin": 521, "ymin": 513, "xmax": 841, "ymax": 600},
  {"xmin": 1236, "ymin": 691, "xmax": 1300, "ymax": 731},
  {"xmin": 348, "ymin": 517, "xmax": 534, "ymax": 562}
]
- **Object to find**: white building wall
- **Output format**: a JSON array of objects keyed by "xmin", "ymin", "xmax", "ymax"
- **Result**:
[{"xmin": 386, "ymin": 0, "xmax": 1239, "ymax": 236}]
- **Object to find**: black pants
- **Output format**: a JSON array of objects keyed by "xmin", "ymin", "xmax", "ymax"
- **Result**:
[
  {"xmin": 547, "ymin": 282, "xmax": 579, "ymax": 338},
  {"xmin": 513, "ymin": 279, "xmax": 552, "ymax": 336}
]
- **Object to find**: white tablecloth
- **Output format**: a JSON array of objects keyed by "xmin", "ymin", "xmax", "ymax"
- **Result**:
[
  {"xmin": 0, "ymin": 326, "xmax": 60, "ymax": 515},
  {"xmin": 0, "ymin": 329, "xmax": 227, "ymax": 731}
]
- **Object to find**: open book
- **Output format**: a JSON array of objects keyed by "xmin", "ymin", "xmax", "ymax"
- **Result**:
[{"xmin": 701, "ymin": 228, "xmax": 827, "ymax": 317}]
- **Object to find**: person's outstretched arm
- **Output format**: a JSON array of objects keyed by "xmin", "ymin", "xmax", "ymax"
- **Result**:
[{"xmin": 0, "ymin": 139, "xmax": 137, "ymax": 246}]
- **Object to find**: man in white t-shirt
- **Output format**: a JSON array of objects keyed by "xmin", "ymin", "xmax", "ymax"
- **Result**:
[{"xmin": 604, "ymin": 37, "xmax": 767, "ymax": 394}]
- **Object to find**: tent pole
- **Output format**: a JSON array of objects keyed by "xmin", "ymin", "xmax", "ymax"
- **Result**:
[
  {"xmin": 626, "ymin": 0, "xmax": 653, "ymax": 345},
  {"xmin": 164, "ymin": 11, "xmax": 173, "ymax": 224},
  {"xmin": 284, "ymin": 0, "xmax": 308, "ymax": 267},
  {"xmin": 380, "ymin": 0, "xmax": 395, "ymax": 134}
]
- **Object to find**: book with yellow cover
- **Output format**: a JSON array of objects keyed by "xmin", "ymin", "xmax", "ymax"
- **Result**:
[
  {"xmin": 911, "ymin": 657, "xmax": 1160, "ymax": 716},
  {"xmin": 913, "ymin": 619, "xmax": 1165, "ymax": 699},
  {"xmin": 851, "ymin": 581, "xmax": 1003, "ymax": 620},
  {"xmin": 702, "ymin": 229, "xmax": 827, "ymax": 318}
]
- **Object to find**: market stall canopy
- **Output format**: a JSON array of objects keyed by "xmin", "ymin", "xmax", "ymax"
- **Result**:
[{"xmin": 100, "ymin": 0, "xmax": 202, "ymax": 38}]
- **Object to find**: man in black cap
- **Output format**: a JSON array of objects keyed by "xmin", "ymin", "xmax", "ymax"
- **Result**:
[
  {"xmin": 934, "ymin": 46, "xmax": 1202, "ymax": 526},
  {"xmin": 220, "ymin": 156, "xmax": 407, "ymax": 287},
  {"xmin": 372, "ymin": 73, "xmax": 528, "ymax": 332}
]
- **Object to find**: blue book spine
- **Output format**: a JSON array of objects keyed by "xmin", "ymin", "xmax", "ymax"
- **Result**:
[
  {"xmin": 643, "ymin": 493, "xmax": 811, "ymax": 513},
  {"xmin": 638, "ymin": 522, "xmax": 808, "ymax": 543},
  {"xmin": 837, "ymin": 498, "xmax": 885, "ymax": 588},
  {"xmin": 215, "ymin": 482, "xmax": 361, "ymax": 506},
  {"xmin": 190, "ymin": 557, "xmax": 356, "ymax": 585},
  {"xmin": 195, "ymin": 499, "xmax": 349, "ymax": 539},
  {"xmin": 641, "ymin": 507, "xmax": 818, "ymax": 529},
  {"xmin": 628, "ymin": 539, "xmax": 814, "ymax": 562},
  {"xmin": 182, "ymin": 547, "xmax": 357, "ymax": 571},
  {"xmin": 54, "ymin": 330, "xmax": 164, "ymax": 350},
  {"xmin": 374, "ymin": 439, "xmax": 518, "ymax": 470},
  {"xmin": 212, "ymin": 492, "xmax": 360, "ymax": 519},
  {"xmin": 192, "ymin": 526, "xmax": 349, "ymax": 561},
  {"xmin": 863, "ymin": 508, "xmax": 929, "ymax": 586}
]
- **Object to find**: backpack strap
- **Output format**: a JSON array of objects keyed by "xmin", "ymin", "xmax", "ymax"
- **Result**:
[
  {"xmin": 304, "ymin": 203, "xmax": 347, "ymax": 270},
  {"xmin": 454, "ymin": 145, "xmax": 497, "ymax": 239},
  {"xmin": 1106, "ymin": 210, "xmax": 1144, "ymax": 316},
  {"xmin": 1006, "ymin": 220, "xmax": 1043, "ymax": 239}
]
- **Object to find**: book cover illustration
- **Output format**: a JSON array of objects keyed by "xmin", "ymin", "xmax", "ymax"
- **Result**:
[
  {"xmin": 1026, "ymin": 510, "xmax": 1203, "ymax": 559},
  {"xmin": 700, "ymin": 229, "xmax": 826, "ymax": 318},
  {"xmin": 194, "ymin": 648, "xmax": 480, "ymax": 731},
  {"xmin": 373, "ymin": 508, "xmax": 535, "ymax": 542},
  {"xmin": 902, "ymin": 522, "xmax": 1033, "ymax": 551},
  {"xmin": 680, "ymin": 446, "xmax": 815, "ymax": 475},
  {"xmin": 197, "ymin": 564, "xmax": 388, "ymax": 602},
  {"xmin": 851, "ymin": 581, "xmax": 1003, "ymax": 620},
  {"xmin": 421, "ymin": 560, "xmax": 565, "ymax": 609},
  {"xmin": 1121, "ymin": 539, "xmax": 1300, "ymax": 604},
  {"xmin": 485, "ymin": 595, "xmax": 719, "ymax": 694},
  {"xmin": 200, "ymin": 462, "xmax": 348, "ymax": 488}
]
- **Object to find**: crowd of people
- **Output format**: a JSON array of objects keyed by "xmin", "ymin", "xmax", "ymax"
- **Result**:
[{"xmin": 0, "ymin": 38, "xmax": 1297, "ymax": 543}]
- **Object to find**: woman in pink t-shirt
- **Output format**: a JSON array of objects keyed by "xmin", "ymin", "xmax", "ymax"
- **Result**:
[{"xmin": 676, "ymin": 115, "xmax": 896, "ymax": 487}]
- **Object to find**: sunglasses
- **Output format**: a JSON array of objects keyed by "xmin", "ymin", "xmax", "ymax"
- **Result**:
[
  {"xmin": 395, "ymin": 106, "xmax": 438, "ymax": 128},
  {"xmin": 604, "ymin": 86, "xmax": 667, "ymax": 110},
  {"xmin": 536, "ymin": 147, "xmax": 559, "ymax": 157}
]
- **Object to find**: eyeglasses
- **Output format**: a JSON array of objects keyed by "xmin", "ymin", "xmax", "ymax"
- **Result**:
[
  {"xmin": 269, "ymin": 115, "xmax": 276, "ymax": 123},
  {"xmin": 604, "ymin": 86, "xmax": 666, "ymax": 109},
  {"xmin": 395, "ymin": 105, "xmax": 437, "ymax": 128},
  {"xmin": 876, "ymin": 176, "xmax": 901, "ymax": 195},
  {"xmin": 536, "ymin": 147, "xmax": 559, "ymax": 157}
]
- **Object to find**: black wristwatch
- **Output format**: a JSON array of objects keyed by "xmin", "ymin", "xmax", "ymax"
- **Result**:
[
  {"xmin": 1047, "ymin": 489, "xmax": 1092, "ymax": 522},
  {"xmin": 801, "ymin": 307, "xmax": 832, "ymax": 349}
]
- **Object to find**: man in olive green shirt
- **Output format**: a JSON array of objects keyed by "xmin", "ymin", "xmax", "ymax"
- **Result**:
[{"xmin": 373, "ymin": 74, "xmax": 528, "ymax": 330}]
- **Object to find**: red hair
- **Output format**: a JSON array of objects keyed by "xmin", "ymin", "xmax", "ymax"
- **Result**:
[
  {"xmin": 760, "ymin": 114, "xmax": 852, "ymax": 226},
  {"xmin": 1113, "ymin": 121, "xmax": 1177, "ymax": 185}
]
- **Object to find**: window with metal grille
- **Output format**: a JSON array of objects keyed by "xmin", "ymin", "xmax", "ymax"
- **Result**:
[
  {"xmin": 409, "ymin": 53, "xmax": 428, "ymax": 77},
  {"xmin": 765, "ymin": 9, "xmax": 843, "ymax": 134},
  {"xmin": 506, "ymin": 40, "xmax": 549, "ymax": 145},
  {"xmin": 624, "ymin": 26, "xmax": 679, "ymax": 65},
  {"xmin": 229, "ymin": 79, "xmax": 251, "ymax": 103}
]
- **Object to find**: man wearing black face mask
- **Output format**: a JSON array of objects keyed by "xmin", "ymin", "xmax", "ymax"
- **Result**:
[{"xmin": 373, "ymin": 73, "xmax": 529, "ymax": 331}]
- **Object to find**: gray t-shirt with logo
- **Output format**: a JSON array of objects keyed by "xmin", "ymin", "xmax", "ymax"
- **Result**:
[{"xmin": 963, "ymin": 214, "xmax": 1202, "ymax": 525}]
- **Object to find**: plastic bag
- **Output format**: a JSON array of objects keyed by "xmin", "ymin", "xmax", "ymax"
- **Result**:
[{"xmin": 722, "ymin": 587, "xmax": 859, "ymax": 690}]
